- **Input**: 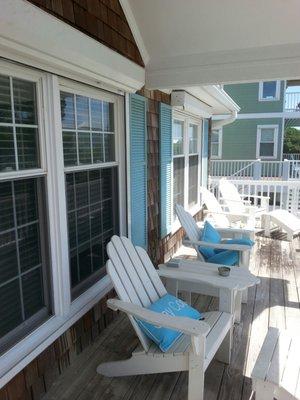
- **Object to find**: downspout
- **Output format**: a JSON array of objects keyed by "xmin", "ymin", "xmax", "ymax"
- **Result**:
[{"xmin": 211, "ymin": 110, "xmax": 237, "ymax": 130}]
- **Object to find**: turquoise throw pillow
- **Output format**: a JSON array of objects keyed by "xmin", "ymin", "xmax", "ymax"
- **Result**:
[
  {"xmin": 208, "ymin": 250, "xmax": 239, "ymax": 266},
  {"xmin": 137, "ymin": 294, "xmax": 203, "ymax": 352},
  {"xmin": 198, "ymin": 221, "xmax": 221, "ymax": 260}
]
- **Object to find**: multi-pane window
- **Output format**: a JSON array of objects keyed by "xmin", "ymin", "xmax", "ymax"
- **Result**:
[
  {"xmin": 61, "ymin": 92, "xmax": 115, "ymax": 167},
  {"xmin": 172, "ymin": 116, "xmax": 201, "ymax": 221},
  {"xmin": 0, "ymin": 73, "xmax": 50, "ymax": 350},
  {"xmin": 211, "ymin": 129, "xmax": 222, "ymax": 159},
  {"xmin": 257, "ymin": 125, "xmax": 278, "ymax": 158},
  {"xmin": 172, "ymin": 120, "xmax": 185, "ymax": 219},
  {"xmin": 259, "ymin": 81, "xmax": 280, "ymax": 101},
  {"xmin": 60, "ymin": 90, "xmax": 119, "ymax": 297},
  {"xmin": 0, "ymin": 75, "xmax": 39, "ymax": 171}
]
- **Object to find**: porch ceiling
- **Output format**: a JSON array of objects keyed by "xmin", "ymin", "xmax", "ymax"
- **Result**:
[{"xmin": 125, "ymin": 0, "xmax": 300, "ymax": 88}]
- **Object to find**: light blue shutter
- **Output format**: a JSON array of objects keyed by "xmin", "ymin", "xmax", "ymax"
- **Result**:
[
  {"xmin": 201, "ymin": 119, "xmax": 209, "ymax": 188},
  {"xmin": 129, "ymin": 94, "xmax": 148, "ymax": 248},
  {"xmin": 159, "ymin": 103, "xmax": 172, "ymax": 237}
]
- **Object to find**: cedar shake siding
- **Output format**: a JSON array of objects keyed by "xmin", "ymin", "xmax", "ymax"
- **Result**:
[
  {"xmin": 0, "ymin": 289, "xmax": 118, "ymax": 400},
  {"xmin": 138, "ymin": 88, "xmax": 204, "ymax": 265},
  {"xmin": 26, "ymin": 0, "xmax": 144, "ymax": 67}
]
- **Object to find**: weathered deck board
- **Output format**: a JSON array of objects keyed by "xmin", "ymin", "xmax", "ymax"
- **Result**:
[{"xmin": 43, "ymin": 236, "xmax": 300, "ymax": 400}]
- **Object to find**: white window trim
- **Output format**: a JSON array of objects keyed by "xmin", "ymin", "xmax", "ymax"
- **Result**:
[
  {"xmin": 258, "ymin": 81, "xmax": 281, "ymax": 102},
  {"xmin": 210, "ymin": 128, "xmax": 222, "ymax": 159},
  {"xmin": 256, "ymin": 124, "xmax": 279, "ymax": 160},
  {"xmin": 171, "ymin": 111, "xmax": 202, "ymax": 233},
  {"xmin": 0, "ymin": 63, "xmax": 126, "ymax": 387}
]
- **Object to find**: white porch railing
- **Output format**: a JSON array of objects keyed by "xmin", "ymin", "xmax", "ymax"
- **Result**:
[
  {"xmin": 210, "ymin": 159, "xmax": 300, "ymax": 180},
  {"xmin": 285, "ymin": 92, "xmax": 300, "ymax": 111},
  {"xmin": 210, "ymin": 178, "xmax": 300, "ymax": 216},
  {"xmin": 283, "ymin": 153, "xmax": 300, "ymax": 160}
]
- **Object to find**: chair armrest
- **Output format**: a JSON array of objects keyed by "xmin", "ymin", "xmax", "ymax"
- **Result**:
[
  {"xmin": 107, "ymin": 298, "xmax": 211, "ymax": 337},
  {"xmin": 240, "ymin": 194, "xmax": 270, "ymax": 200},
  {"xmin": 158, "ymin": 266, "xmax": 238, "ymax": 291},
  {"xmin": 204, "ymin": 210, "xmax": 253, "ymax": 218},
  {"xmin": 214, "ymin": 227, "xmax": 254, "ymax": 236},
  {"xmin": 183, "ymin": 239, "xmax": 252, "ymax": 252}
]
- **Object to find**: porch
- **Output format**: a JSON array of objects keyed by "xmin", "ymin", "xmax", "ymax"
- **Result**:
[{"xmin": 41, "ymin": 235, "xmax": 300, "ymax": 400}]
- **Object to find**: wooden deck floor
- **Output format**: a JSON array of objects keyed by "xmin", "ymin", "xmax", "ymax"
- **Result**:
[{"xmin": 43, "ymin": 236, "xmax": 300, "ymax": 400}]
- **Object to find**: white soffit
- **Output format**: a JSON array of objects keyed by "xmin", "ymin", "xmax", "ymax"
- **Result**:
[
  {"xmin": 0, "ymin": 0, "xmax": 145, "ymax": 93},
  {"xmin": 126, "ymin": 0, "xmax": 300, "ymax": 88}
]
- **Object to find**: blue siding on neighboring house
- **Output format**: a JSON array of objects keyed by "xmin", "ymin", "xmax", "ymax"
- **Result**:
[
  {"xmin": 202, "ymin": 119, "xmax": 209, "ymax": 187},
  {"xmin": 159, "ymin": 103, "xmax": 172, "ymax": 238},
  {"xmin": 129, "ymin": 94, "xmax": 148, "ymax": 248}
]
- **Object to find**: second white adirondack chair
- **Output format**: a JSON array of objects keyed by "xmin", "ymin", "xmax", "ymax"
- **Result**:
[
  {"xmin": 175, "ymin": 204, "xmax": 253, "ymax": 270},
  {"xmin": 218, "ymin": 178, "xmax": 269, "ymax": 225},
  {"xmin": 97, "ymin": 235, "xmax": 234, "ymax": 400}
]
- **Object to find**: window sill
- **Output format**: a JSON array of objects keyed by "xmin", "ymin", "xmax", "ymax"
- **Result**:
[{"xmin": 0, "ymin": 275, "xmax": 112, "ymax": 388}]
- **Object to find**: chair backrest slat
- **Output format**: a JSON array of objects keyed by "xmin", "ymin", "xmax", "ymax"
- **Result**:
[
  {"xmin": 176, "ymin": 204, "xmax": 200, "ymax": 242},
  {"xmin": 118, "ymin": 236, "xmax": 162, "ymax": 303},
  {"xmin": 175, "ymin": 204, "xmax": 205, "ymax": 261},
  {"xmin": 200, "ymin": 187, "xmax": 230, "ymax": 227},
  {"xmin": 107, "ymin": 259, "xmax": 152, "ymax": 351},
  {"xmin": 135, "ymin": 246, "xmax": 167, "ymax": 298},
  {"xmin": 219, "ymin": 178, "xmax": 246, "ymax": 214},
  {"xmin": 107, "ymin": 242, "xmax": 143, "ymax": 305}
]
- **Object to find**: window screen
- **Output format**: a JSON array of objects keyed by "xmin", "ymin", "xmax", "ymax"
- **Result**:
[
  {"xmin": 0, "ymin": 74, "xmax": 39, "ymax": 171},
  {"xmin": 0, "ymin": 178, "xmax": 50, "ymax": 346},
  {"xmin": 262, "ymin": 81, "xmax": 278, "ymax": 99}
]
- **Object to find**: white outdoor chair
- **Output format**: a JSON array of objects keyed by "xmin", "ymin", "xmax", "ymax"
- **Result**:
[
  {"xmin": 218, "ymin": 178, "xmax": 269, "ymax": 225},
  {"xmin": 97, "ymin": 235, "xmax": 234, "ymax": 400},
  {"xmin": 262, "ymin": 209, "xmax": 300, "ymax": 241},
  {"xmin": 175, "ymin": 204, "xmax": 253, "ymax": 270},
  {"xmin": 200, "ymin": 187, "xmax": 256, "ymax": 237}
]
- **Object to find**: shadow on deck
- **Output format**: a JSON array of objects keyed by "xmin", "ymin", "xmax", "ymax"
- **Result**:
[{"xmin": 43, "ymin": 236, "xmax": 300, "ymax": 400}]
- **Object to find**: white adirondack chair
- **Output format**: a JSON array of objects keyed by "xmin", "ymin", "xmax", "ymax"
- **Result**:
[
  {"xmin": 97, "ymin": 235, "xmax": 234, "ymax": 400},
  {"xmin": 218, "ymin": 178, "xmax": 269, "ymax": 225},
  {"xmin": 200, "ymin": 187, "xmax": 256, "ymax": 236},
  {"xmin": 175, "ymin": 204, "xmax": 253, "ymax": 270}
]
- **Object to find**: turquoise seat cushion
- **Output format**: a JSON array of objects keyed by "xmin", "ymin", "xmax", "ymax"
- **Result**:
[
  {"xmin": 214, "ymin": 237, "xmax": 254, "ymax": 254},
  {"xmin": 137, "ymin": 294, "xmax": 203, "ymax": 352},
  {"xmin": 198, "ymin": 221, "xmax": 221, "ymax": 259},
  {"xmin": 207, "ymin": 250, "xmax": 239, "ymax": 266}
]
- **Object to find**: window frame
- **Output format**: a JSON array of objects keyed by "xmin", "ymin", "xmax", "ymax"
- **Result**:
[
  {"xmin": 210, "ymin": 128, "xmax": 222, "ymax": 159},
  {"xmin": 256, "ymin": 124, "xmax": 279, "ymax": 159},
  {"xmin": 258, "ymin": 81, "xmax": 280, "ymax": 102},
  {"xmin": 171, "ymin": 111, "xmax": 202, "ymax": 233},
  {"xmin": 0, "ymin": 64, "xmax": 126, "ymax": 387}
]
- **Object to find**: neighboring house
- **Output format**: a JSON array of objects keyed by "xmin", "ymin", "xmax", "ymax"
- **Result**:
[
  {"xmin": 212, "ymin": 80, "xmax": 300, "ymax": 160},
  {"xmin": 0, "ymin": 2, "xmax": 239, "ymax": 398}
]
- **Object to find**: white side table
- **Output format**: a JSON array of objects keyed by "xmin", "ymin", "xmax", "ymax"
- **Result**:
[{"xmin": 158, "ymin": 259, "xmax": 260, "ymax": 323}]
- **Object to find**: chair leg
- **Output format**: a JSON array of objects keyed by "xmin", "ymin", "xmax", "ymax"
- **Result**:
[
  {"xmin": 215, "ymin": 329, "xmax": 232, "ymax": 365},
  {"xmin": 165, "ymin": 278, "xmax": 178, "ymax": 297},
  {"xmin": 188, "ymin": 353, "xmax": 204, "ymax": 400}
]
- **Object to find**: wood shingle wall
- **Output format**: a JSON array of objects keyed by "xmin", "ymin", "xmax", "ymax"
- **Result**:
[
  {"xmin": 26, "ymin": 0, "xmax": 144, "ymax": 67},
  {"xmin": 138, "ymin": 88, "xmax": 203, "ymax": 266},
  {"xmin": 0, "ymin": 289, "xmax": 118, "ymax": 400}
]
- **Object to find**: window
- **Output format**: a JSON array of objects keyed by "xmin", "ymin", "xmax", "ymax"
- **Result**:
[
  {"xmin": 0, "ymin": 61, "xmax": 125, "ymax": 378},
  {"xmin": 210, "ymin": 128, "xmax": 222, "ymax": 159},
  {"xmin": 172, "ymin": 119, "xmax": 185, "ymax": 219},
  {"xmin": 172, "ymin": 115, "xmax": 202, "ymax": 222},
  {"xmin": 256, "ymin": 125, "xmax": 278, "ymax": 159},
  {"xmin": 60, "ymin": 88, "xmax": 120, "ymax": 298},
  {"xmin": 0, "ymin": 71, "xmax": 51, "ymax": 351},
  {"xmin": 259, "ymin": 81, "xmax": 280, "ymax": 101}
]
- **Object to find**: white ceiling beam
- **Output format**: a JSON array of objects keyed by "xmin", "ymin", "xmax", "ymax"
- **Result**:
[{"xmin": 146, "ymin": 43, "xmax": 300, "ymax": 89}]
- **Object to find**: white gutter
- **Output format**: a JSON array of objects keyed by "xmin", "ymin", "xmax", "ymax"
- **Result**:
[{"xmin": 211, "ymin": 110, "xmax": 238, "ymax": 129}]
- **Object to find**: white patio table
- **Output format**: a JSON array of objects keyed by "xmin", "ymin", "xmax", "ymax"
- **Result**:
[{"xmin": 158, "ymin": 259, "xmax": 260, "ymax": 323}]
